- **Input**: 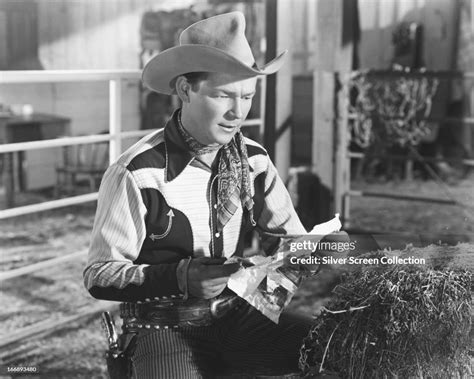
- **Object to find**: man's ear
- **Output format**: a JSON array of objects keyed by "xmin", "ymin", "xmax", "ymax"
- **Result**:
[{"xmin": 175, "ymin": 76, "xmax": 191, "ymax": 103}]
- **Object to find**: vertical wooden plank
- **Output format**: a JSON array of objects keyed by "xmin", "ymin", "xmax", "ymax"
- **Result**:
[
  {"xmin": 70, "ymin": 0, "xmax": 85, "ymax": 69},
  {"xmin": 292, "ymin": 75, "xmax": 313, "ymax": 164},
  {"xmin": 124, "ymin": 0, "xmax": 142, "ymax": 68},
  {"xmin": 312, "ymin": 0, "xmax": 354, "ymax": 218},
  {"xmin": 312, "ymin": 71, "xmax": 335, "ymax": 189},
  {"xmin": 358, "ymin": 0, "xmax": 382, "ymax": 68},
  {"xmin": 114, "ymin": 0, "xmax": 123, "ymax": 68},
  {"xmin": 423, "ymin": 0, "xmax": 458, "ymax": 70},
  {"xmin": 333, "ymin": 73, "xmax": 351, "ymax": 222},
  {"xmin": 457, "ymin": 0, "xmax": 473, "ymax": 156},
  {"xmin": 379, "ymin": 0, "xmax": 397, "ymax": 68},
  {"xmin": 312, "ymin": 0, "xmax": 339, "ymax": 197},
  {"xmin": 116, "ymin": 0, "xmax": 131, "ymax": 68},
  {"xmin": 76, "ymin": 0, "xmax": 87, "ymax": 69},
  {"xmin": 314, "ymin": 0, "xmax": 339, "ymax": 70},
  {"xmin": 301, "ymin": 0, "xmax": 309, "ymax": 73},
  {"xmin": 259, "ymin": 76, "xmax": 267, "ymax": 141},
  {"xmin": 0, "ymin": 11, "xmax": 8, "ymax": 69},
  {"xmin": 468, "ymin": 0, "xmax": 473, "ymax": 156},
  {"xmin": 264, "ymin": 0, "xmax": 277, "ymax": 162},
  {"xmin": 274, "ymin": 0, "xmax": 293, "ymax": 181},
  {"xmin": 82, "ymin": 0, "xmax": 92, "ymax": 68},
  {"xmin": 392, "ymin": 0, "xmax": 399, "ymax": 25},
  {"xmin": 99, "ymin": 0, "xmax": 109, "ymax": 68},
  {"xmin": 107, "ymin": 0, "xmax": 119, "ymax": 69},
  {"xmin": 290, "ymin": 0, "xmax": 307, "ymax": 74},
  {"xmin": 264, "ymin": 0, "xmax": 293, "ymax": 182},
  {"xmin": 306, "ymin": 0, "xmax": 317, "ymax": 72},
  {"xmin": 86, "ymin": 0, "xmax": 101, "ymax": 69}
]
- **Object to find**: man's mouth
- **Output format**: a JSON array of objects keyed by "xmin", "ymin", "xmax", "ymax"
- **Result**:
[{"xmin": 218, "ymin": 123, "xmax": 239, "ymax": 131}]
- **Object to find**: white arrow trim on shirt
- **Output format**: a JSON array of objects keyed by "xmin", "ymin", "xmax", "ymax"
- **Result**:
[{"xmin": 149, "ymin": 210, "xmax": 175, "ymax": 241}]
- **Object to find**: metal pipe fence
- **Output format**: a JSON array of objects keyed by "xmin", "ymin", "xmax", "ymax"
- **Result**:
[{"xmin": 0, "ymin": 70, "xmax": 145, "ymax": 219}]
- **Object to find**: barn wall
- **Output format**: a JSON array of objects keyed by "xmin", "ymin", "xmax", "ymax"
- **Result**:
[
  {"xmin": 358, "ymin": 0, "xmax": 458, "ymax": 70},
  {"xmin": 292, "ymin": 0, "xmax": 459, "ymax": 73}
]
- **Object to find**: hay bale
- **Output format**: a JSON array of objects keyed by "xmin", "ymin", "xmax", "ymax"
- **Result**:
[{"xmin": 299, "ymin": 262, "xmax": 472, "ymax": 378}]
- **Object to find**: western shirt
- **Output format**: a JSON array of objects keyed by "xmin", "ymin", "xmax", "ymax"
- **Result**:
[{"xmin": 83, "ymin": 110, "xmax": 306, "ymax": 302}]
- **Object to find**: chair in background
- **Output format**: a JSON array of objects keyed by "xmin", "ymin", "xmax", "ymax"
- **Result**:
[{"xmin": 55, "ymin": 137, "xmax": 109, "ymax": 196}]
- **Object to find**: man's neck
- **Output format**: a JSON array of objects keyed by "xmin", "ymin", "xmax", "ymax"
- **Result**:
[
  {"xmin": 195, "ymin": 150, "xmax": 219, "ymax": 169},
  {"xmin": 180, "ymin": 109, "xmax": 219, "ymax": 149}
]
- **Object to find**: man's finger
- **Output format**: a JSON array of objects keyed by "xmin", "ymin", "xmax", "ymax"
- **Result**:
[
  {"xmin": 204, "ymin": 263, "xmax": 241, "ymax": 279},
  {"xmin": 203, "ymin": 282, "xmax": 228, "ymax": 292},
  {"xmin": 198, "ymin": 257, "xmax": 227, "ymax": 265},
  {"xmin": 200, "ymin": 277, "xmax": 230, "ymax": 286},
  {"xmin": 189, "ymin": 282, "xmax": 226, "ymax": 292}
]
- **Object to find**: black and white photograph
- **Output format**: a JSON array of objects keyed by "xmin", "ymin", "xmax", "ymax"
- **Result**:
[{"xmin": 0, "ymin": 0, "xmax": 472, "ymax": 378}]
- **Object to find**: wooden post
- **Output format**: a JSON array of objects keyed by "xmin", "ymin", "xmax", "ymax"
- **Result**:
[
  {"xmin": 264, "ymin": 0, "xmax": 277, "ymax": 161},
  {"xmin": 312, "ymin": 0, "xmax": 355, "ymax": 225},
  {"xmin": 334, "ymin": 73, "xmax": 351, "ymax": 226},
  {"xmin": 264, "ymin": 0, "xmax": 293, "ymax": 182}
]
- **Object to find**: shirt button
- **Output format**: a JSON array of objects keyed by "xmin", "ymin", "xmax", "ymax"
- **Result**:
[
  {"xmin": 213, "ymin": 204, "xmax": 217, "ymax": 209},
  {"xmin": 215, "ymin": 232, "xmax": 220, "ymax": 238}
]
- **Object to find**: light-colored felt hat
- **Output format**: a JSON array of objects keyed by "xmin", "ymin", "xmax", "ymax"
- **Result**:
[{"xmin": 142, "ymin": 11, "xmax": 287, "ymax": 95}]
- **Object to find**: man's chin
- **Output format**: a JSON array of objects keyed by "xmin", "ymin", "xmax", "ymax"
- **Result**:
[{"xmin": 214, "ymin": 133, "xmax": 237, "ymax": 146}]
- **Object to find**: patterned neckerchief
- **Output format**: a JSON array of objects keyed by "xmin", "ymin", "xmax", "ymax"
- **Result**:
[{"xmin": 177, "ymin": 111, "xmax": 255, "ymax": 231}]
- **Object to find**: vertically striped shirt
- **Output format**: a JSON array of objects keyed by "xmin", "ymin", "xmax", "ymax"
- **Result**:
[{"xmin": 83, "ymin": 110, "xmax": 306, "ymax": 302}]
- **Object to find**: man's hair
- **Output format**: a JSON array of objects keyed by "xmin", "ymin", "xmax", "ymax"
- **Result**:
[{"xmin": 181, "ymin": 72, "xmax": 209, "ymax": 91}]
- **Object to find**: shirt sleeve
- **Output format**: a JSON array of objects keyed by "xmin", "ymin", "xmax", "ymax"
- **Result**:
[
  {"xmin": 83, "ymin": 163, "xmax": 181, "ymax": 302},
  {"xmin": 256, "ymin": 157, "xmax": 307, "ymax": 253}
]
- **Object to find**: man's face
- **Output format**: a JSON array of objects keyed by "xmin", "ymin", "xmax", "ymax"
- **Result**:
[{"xmin": 181, "ymin": 72, "xmax": 257, "ymax": 146}]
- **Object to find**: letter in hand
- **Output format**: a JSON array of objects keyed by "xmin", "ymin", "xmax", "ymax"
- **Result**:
[{"xmin": 187, "ymin": 257, "xmax": 241, "ymax": 299}]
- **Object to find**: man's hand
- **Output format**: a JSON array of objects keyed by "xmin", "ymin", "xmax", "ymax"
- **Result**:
[{"xmin": 187, "ymin": 257, "xmax": 241, "ymax": 299}]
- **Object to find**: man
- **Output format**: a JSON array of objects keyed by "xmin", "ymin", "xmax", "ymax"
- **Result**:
[{"xmin": 84, "ymin": 11, "xmax": 312, "ymax": 378}]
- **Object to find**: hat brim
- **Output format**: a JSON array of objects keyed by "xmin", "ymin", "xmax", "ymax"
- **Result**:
[{"xmin": 142, "ymin": 45, "xmax": 287, "ymax": 95}]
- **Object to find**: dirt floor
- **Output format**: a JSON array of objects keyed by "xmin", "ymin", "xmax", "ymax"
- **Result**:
[{"xmin": 0, "ymin": 175, "xmax": 473, "ymax": 378}]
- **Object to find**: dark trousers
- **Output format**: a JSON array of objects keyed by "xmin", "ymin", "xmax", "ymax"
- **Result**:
[{"xmin": 130, "ymin": 303, "xmax": 312, "ymax": 378}]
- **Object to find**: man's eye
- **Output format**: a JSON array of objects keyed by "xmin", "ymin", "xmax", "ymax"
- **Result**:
[
  {"xmin": 243, "ymin": 96, "xmax": 253, "ymax": 100},
  {"xmin": 218, "ymin": 95, "xmax": 229, "ymax": 98}
]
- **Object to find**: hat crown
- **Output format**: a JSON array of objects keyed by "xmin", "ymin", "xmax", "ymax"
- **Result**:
[{"xmin": 179, "ymin": 11, "xmax": 255, "ymax": 67}]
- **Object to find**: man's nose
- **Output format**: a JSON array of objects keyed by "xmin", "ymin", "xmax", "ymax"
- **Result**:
[{"xmin": 229, "ymin": 98, "xmax": 243, "ymax": 119}]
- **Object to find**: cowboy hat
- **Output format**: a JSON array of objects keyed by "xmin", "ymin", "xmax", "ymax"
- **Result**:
[{"xmin": 142, "ymin": 11, "xmax": 287, "ymax": 95}]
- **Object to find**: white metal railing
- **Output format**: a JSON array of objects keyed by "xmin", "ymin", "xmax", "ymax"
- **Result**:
[
  {"xmin": 0, "ymin": 70, "xmax": 266, "ymax": 219},
  {"xmin": 0, "ymin": 70, "xmax": 142, "ymax": 219},
  {"xmin": 0, "ymin": 69, "xmax": 141, "ymax": 83}
]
